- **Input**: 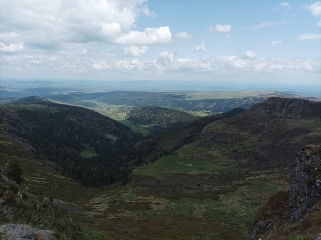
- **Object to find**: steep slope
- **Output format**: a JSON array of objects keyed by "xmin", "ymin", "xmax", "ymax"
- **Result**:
[
  {"xmin": 200, "ymin": 97, "xmax": 321, "ymax": 169},
  {"xmin": 113, "ymin": 97, "xmax": 321, "ymax": 239},
  {"xmin": 0, "ymin": 161, "xmax": 82, "ymax": 239},
  {"xmin": 136, "ymin": 108, "xmax": 245, "ymax": 164},
  {"xmin": 0, "ymin": 102, "xmax": 141, "ymax": 187},
  {"xmin": 252, "ymin": 145, "xmax": 321, "ymax": 240}
]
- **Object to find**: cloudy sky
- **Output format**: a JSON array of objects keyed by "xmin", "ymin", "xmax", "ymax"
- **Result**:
[{"xmin": 0, "ymin": 0, "xmax": 320, "ymax": 85}]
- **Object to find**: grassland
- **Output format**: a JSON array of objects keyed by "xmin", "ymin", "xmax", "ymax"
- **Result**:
[
  {"xmin": 134, "ymin": 154, "xmax": 226, "ymax": 177},
  {"xmin": 79, "ymin": 148, "xmax": 98, "ymax": 158},
  {"xmin": 0, "ymin": 130, "xmax": 290, "ymax": 239}
]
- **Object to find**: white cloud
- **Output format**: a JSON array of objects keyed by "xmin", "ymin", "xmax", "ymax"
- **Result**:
[
  {"xmin": 207, "ymin": 24, "xmax": 232, "ymax": 34},
  {"xmin": 273, "ymin": 2, "xmax": 290, "ymax": 11},
  {"xmin": 0, "ymin": 42, "xmax": 24, "ymax": 53},
  {"xmin": 271, "ymin": 40, "xmax": 282, "ymax": 47},
  {"xmin": 115, "ymin": 26, "xmax": 172, "ymax": 45},
  {"xmin": 115, "ymin": 59, "xmax": 144, "ymax": 70},
  {"xmin": 280, "ymin": 2, "xmax": 290, "ymax": 7},
  {"xmin": 307, "ymin": 2, "xmax": 321, "ymax": 27},
  {"xmin": 251, "ymin": 21, "xmax": 286, "ymax": 29},
  {"xmin": 243, "ymin": 51, "xmax": 257, "ymax": 59},
  {"xmin": 1, "ymin": 49, "xmax": 318, "ymax": 84},
  {"xmin": 139, "ymin": 5, "xmax": 157, "ymax": 18},
  {"xmin": 0, "ymin": 0, "xmax": 167, "ymax": 48},
  {"xmin": 123, "ymin": 45, "xmax": 148, "ymax": 56},
  {"xmin": 93, "ymin": 62, "xmax": 110, "ymax": 70},
  {"xmin": 308, "ymin": 2, "xmax": 321, "ymax": 17},
  {"xmin": 157, "ymin": 52, "xmax": 175, "ymax": 66},
  {"xmin": 175, "ymin": 31, "xmax": 192, "ymax": 40},
  {"xmin": 298, "ymin": 33, "xmax": 321, "ymax": 40},
  {"xmin": 194, "ymin": 42, "xmax": 207, "ymax": 53}
]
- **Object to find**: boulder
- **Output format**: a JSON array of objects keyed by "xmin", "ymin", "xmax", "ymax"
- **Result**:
[{"xmin": 0, "ymin": 224, "xmax": 53, "ymax": 240}]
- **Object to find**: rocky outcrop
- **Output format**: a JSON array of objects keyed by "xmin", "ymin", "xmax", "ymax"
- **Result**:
[
  {"xmin": 0, "ymin": 224, "xmax": 53, "ymax": 240},
  {"xmin": 251, "ymin": 145, "xmax": 321, "ymax": 239},
  {"xmin": 251, "ymin": 191, "xmax": 290, "ymax": 239},
  {"xmin": 289, "ymin": 145, "xmax": 321, "ymax": 220}
]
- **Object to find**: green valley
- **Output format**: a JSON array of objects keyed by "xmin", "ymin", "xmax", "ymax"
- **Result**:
[{"xmin": 0, "ymin": 96, "xmax": 321, "ymax": 239}]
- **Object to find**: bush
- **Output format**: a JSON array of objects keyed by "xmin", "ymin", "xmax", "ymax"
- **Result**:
[{"xmin": 7, "ymin": 159, "xmax": 23, "ymax": 184}]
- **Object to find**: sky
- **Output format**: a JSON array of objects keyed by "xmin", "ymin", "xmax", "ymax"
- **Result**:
[{"xmin": 0, "ymin": 0, "xmax": 320, "ymax": 86}]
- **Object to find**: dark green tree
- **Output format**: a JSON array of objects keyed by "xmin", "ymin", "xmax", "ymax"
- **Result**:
[{"xmin": 7, "ymin": 158, "xmax": 23, "ymax": 184}]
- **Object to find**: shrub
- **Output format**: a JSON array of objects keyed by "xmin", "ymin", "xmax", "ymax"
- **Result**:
[{"xmin": 7, "ymin": 159, "xmax": 23, "ymax": 184}]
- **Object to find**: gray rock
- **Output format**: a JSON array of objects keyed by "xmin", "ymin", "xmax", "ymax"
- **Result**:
[
  {"xmin": 315, "ymin": 233, "xmax": 321, "ymax": 240},
  {"xmin": 289, "ymin": 145, "xmax": 321, "ymax": 221},
  {"xmin": 0, "ymin": 224, "xmax": 54, "ymax": 240}
]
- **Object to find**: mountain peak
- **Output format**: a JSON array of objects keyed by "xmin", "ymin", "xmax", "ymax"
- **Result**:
[
  {"xmin": 231, "ymin": 97, "xmax": 321, "ymax": 122},
  {"xmin": 251, "ymin": 97, "xmax": 321, "ymax": 119}
]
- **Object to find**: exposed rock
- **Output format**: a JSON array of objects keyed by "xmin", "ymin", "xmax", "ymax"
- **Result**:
[
  {"xmin": 251, "ymin": 191, "xmax": 290, "ymax": 239},
  {"xmin": 0, "ymin": 224, "xmax": 53, "ymax": 240},
  {"xmin": 315, "ymin": 233, "xmax": 321, "ymax": 240},
  {"xmin": 251, "ymin": 144, "xmax": 321, "ymax": 239},
  {"xmin": 289, "ymin": 145, "xmax": 321, "ymax": 221}
]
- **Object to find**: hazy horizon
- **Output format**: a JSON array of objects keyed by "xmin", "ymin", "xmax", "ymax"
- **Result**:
[{"xmin": 1, "ymin": 79, "xmax": 320, "ymax": 98}]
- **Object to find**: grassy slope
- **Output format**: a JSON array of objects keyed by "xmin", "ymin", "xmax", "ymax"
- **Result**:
[
  {"xmin": 98, "ymin": 117, "xmax": 320, "ymax": 239},
  {"xmin": 1, "ymin": 100, "xmax": 320, "ymax": 239},
  {"xmin": 0, "ymin": 133, "xmax": 108, "ymax": 239}
]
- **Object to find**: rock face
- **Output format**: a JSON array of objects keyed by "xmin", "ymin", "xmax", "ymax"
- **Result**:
[
  {"xmin": 251, "ymin": 145, "xmax": 321, "ymax": 239},
  {"xmin": 0, "ymin": 224, "xmax": 53, "ymax": 240},
  {"xmin": 289, "ymin": 145, "xmax": 321, "ymax": 221}
]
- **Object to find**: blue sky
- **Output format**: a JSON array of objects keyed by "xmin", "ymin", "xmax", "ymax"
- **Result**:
[{"xmin": 0, "ymin": 0, "xmax": 320, "ymax": 86}]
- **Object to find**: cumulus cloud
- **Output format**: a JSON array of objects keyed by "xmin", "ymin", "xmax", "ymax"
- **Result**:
[
  {"xmin": 271, "ymin": 40, "xmax": 282, "ymax": 47},
  {"xmin": 207, "ymin": 24, "xmax": 232, "ymax": 34},
  {"xmin": 194, "ymin": 42, "xmax": 207, "ymax": 53},
  {"xmin": 123, "ymin": 45, "xmax": 148, "ymax": 56},
  {"xmin": 175, "ymin": 31, "xmax": 192, "ymax": 40},
  {"xmin": 251, "ymin": 21, "xmax": 286, "ymax": 29},
  {"xmin": 139, "ymin": 5, "xmax": 157, "ymax": 18},
  {"xmin": 0, "ymin": 0, "xmax": 169, "ymax": 49},
  {"xmin": 308, "ymin": 1, "xmax": 321, "ymax": 16},
  {"xmin": 115, "ymin": 26, "xmax": 171, "ymax": 44},
  {"xmin": 115, "ymin": 59, "xmax": 144, "ymax": 70},
  {"xmin": 242, "ymin": 51, "xmax": 257, "ymax": 59},
  {"xmin": 0, "ymin": 42, "xmax": 24, "ymax": 53},
  {"xmin": 298, "ymin": 33, "xmax": 321, "ymax": 40},
  {"xmin": 157, "ymin": 52, "xmax": 175, "ymax": 66},
  {"xmin": 307, "ymin": 2, "xmax": 321, "ymax": 27},
  {"xmin": 273, "ymin": 2, "xmax": 290, "ymax": 11}
]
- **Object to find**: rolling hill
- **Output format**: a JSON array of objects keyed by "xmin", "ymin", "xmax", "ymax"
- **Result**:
[{"xmin": 0, "ymin": 101, "xmax": 141, "ymax": 187}]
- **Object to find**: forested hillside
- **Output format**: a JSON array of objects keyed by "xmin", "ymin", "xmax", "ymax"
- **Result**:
[
  {"xmin": 127, "ymin": 106, "xmax": 198, "ymax": 135},
  {"xmin": 1, "ymin": 102, "xmax": 141, "ymax": 187}
]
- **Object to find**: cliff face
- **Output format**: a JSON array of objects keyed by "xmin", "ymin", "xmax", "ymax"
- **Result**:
[
  {"xmin": 289, "ymin": 145, "xmax": 321, "ymax": 221},
  {"xmin": 252, "ymin": 145, "xmax": 321, "ymax": 239}
]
